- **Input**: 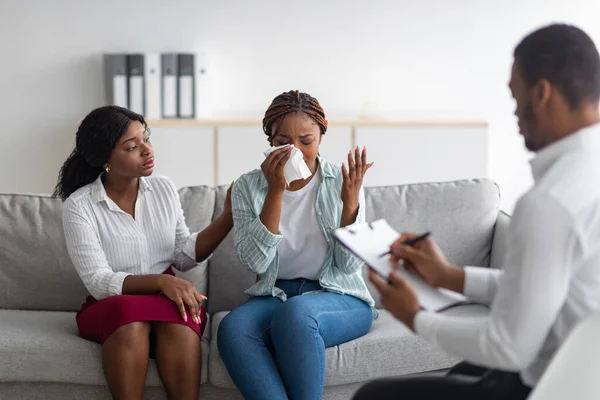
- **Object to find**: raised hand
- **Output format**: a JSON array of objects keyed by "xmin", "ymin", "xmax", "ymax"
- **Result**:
[{"xmin": 341, "ymin": 146, "xmax": 374, "ymax": 209}]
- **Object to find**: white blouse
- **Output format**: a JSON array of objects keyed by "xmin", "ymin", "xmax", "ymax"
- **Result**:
[{"xmin": 62, "ymin": 175, "xmax": 198, "ymax": 300}]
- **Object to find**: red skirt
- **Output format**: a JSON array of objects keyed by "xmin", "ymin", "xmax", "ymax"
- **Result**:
[{"xmin": 76, "ymin": 267, "xmax": 207, "ymax": 344}]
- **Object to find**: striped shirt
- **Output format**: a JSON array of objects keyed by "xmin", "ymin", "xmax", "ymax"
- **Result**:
[
  {"xmin": 62, "ymin": 175, "xmax": 198, "ymax": 300},
  {"xmin": 232, "ymin": 157, "xmax": 376, "ymax": 315}
]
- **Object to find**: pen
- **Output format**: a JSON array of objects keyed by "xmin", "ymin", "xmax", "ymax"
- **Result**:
[{"xmin": 379, "ymin": 232, "xmax": 431, "ymax": 258}]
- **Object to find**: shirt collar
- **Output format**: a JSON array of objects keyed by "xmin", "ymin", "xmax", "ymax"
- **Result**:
[
  {"xmin": 258, "ymin": 156, "xmax": 334, "ymax": 189},
  {"xmin": 90, "ymin": 175, "xmax": 108, "ymax": 204},
  {"xmin": 90, "ymin": 174, "xmax": 152, "ymax": 205},
  {"xmin": 530, "ymin": 122, "xmax": 600, "ymax": 183}
]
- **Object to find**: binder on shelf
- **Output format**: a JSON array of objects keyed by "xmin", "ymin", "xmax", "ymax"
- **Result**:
[
  {"xmin": 178, "ymin": 54, "xmax": 195, "ymax": 118},
  {"xmin": 103, "ymin": 54, "xmax": 128, "ymax": 108},
  {"xmin": 127, "ymin": 54, "xmax": 144, "ymax": 115},
  {"xmin": 194, "ymin": 53, "xmax": 210, "ymax": 119},
  {"xmin": 143, "ymin": 53, "xmax": 161, "ymax": 120},
  {"xmin": 161, "ymin": 54, "xmax": 178, "ymax": 118}
]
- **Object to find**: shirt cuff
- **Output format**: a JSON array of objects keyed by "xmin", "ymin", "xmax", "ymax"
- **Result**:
[
  {"xmin": 249, "ymin": 217, "xmax": 283, "ymax": 248},
  {"xmin": 463, "ymin": 266, "xmax": 493, "ymax": 300},
  {"xmin": 414, "ymin": 310, "xmax": 442, "ymax": 342},
  {"xmin": 108, "ymin": 271, "xmax": 132, "ymax": 296},
  {"xmin": 183, "ymin": 231, "xmax": 200, "ymax": 261}
]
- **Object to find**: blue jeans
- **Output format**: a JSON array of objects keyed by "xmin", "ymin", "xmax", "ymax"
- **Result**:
[{"xmin": 217, "ymin": 279, "xmax": 373, "ymax": 400}]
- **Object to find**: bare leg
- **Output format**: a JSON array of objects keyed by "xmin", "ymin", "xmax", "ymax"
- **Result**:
[
  {"xmin": 102, "ymin": 321, "xmax": 152, "ymax": 400},
  {"xmin": 154, "ymin": 322, "xmax": 202, "ymax": 400}
]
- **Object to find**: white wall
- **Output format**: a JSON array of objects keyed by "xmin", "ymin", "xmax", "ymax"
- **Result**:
[{"xmin": 1, "ymin": 0, "xmax": 599, "ymax": 211}]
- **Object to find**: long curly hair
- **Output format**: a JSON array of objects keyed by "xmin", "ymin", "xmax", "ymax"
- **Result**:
[{"xmin": 53, "ymin": 106, "xmax": 146, "ymax": 200}]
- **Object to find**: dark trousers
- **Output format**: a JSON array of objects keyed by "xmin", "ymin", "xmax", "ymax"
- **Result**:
[{"xmin": 353, "ymin": 362, "xmax": 532, "ymax": 400}]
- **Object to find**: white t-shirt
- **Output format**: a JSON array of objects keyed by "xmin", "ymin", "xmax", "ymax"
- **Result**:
[{"xmin": 277, "ymin": 171, "xmax": 328, "ymax": 280}]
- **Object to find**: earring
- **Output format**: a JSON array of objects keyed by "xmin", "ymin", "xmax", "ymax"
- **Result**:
[{"xmin": 105, "ymin": 166, "xmax": 111, "ymax": 174}]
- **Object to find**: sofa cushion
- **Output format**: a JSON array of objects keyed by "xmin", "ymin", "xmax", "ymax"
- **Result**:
[
  {"xmin": 208, "ymin": 305, "xmax": 489, "ymax": 389},
  {"xmin": 177, "ymin": 185, "xmax": 217, "ymax": 297},
  {"xmin": 0, "ymin": 186, "xmax": 215, "ymax": 312},
  {"xmin": 204, "ymin": 179, "xmax": 500, "ymax": 314},
  {"xmin": 363, "ymin": 179, "xmax": 500, "ymax": 307},
  {"xmin": 0, "ymin": 194, "xmax": 88, "ymax": 311},
  {"xmin": 206, "ymin": 185, "xmax": 256, "ymax": 315},
  {"xmin": 0, "ymin": 309, "xmax": 210, "ymax": 385}
]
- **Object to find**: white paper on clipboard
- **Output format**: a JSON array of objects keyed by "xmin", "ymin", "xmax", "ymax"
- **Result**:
[{"xmin": 333, "ymin": 219, "xmax": 468, "ymax": 312}]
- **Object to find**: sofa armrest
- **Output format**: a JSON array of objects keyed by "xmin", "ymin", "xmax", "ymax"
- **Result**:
[{"xmin": 489, "ymin": 210, "xmax": 511, "ymax": 270}]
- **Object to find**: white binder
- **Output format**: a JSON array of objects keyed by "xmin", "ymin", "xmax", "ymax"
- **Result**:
[
  {"xmin": 144, "ymin": 53, "xmax": 161, "ymax": 120},
  {"xmin": 161, "ymin": 54, "xmax": 178, "ymax": 118},
  {"xmin": 127, "ymin": 54, "xmax": 144, "ymax": 115},
  {"xmin": 194, "ymin": 53, "xmax": 211, "ymax": 119}
]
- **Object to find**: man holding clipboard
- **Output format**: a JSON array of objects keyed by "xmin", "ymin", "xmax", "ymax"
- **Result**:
[{"xmin": 355, "ymin": 24, "xmax": 600, "ymax": 399}]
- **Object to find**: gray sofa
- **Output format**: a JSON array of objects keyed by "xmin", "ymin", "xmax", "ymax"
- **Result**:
[{"xmin": 0, "ymin": 178, "xmax": 507, "ymax": 400}]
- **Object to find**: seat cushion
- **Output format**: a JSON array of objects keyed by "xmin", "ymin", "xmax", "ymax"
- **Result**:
[
  {"xmin": 0, "ymin": 309, "xmax": 210, "ymax": 386},
  {"xmin": 205, "ymin": 185, "xmax": 256, "ymax": 315},
  {"xmin": 208, "ymin": 305, "xmax": 489, "ymax": 388}
]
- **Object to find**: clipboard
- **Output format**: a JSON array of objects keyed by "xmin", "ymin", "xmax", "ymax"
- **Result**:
[{"xmin": 334, "ymin": 219, "xmax": 469, "ymax": 312}]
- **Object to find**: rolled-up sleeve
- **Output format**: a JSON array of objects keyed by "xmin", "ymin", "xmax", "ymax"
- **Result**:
[
  {"xmin": 62, "ymin": 199, "xmax": 131, "ymax": 300},
  {"xmin": 333, "ymin": 187, "xmax": 367, "ymax": 274},
  {"xmin": 232, "ymin": 179, "xmax": 282, "ymax": 274}
]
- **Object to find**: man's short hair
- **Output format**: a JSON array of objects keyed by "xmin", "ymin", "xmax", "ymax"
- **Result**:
[{"xmin": 515, "ymin": 24, "xmax": 600, "ymax": 109}]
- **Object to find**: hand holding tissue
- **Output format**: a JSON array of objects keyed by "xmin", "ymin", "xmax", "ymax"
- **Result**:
[{"xmin": 264, "ymin": 145, "xmax": 312, "ymax": 185}]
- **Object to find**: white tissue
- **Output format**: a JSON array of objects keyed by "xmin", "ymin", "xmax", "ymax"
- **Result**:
[{"xmin": 263, "ymin": 145, "xmax": 312, "ymax": 185}]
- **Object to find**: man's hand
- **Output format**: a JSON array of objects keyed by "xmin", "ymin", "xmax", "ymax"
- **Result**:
[
  {"xmin": 389, "ymin": 233, "xmax": 465, "ymax": 293},
  {"xmin": 369, "ymin": 269, "xmax": 420, "ymax": 331}
]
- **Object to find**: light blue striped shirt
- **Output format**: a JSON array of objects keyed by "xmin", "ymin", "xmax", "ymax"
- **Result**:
[{"xmin": 231, "ymin": 157, "xmax": 376, "ymax": 317}]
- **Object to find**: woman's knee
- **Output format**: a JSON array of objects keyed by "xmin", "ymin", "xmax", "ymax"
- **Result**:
[
  {"xmin": 270, "ymin": 297, "xmax": 318, "ymax": 338},
  {"xmin": 217, "ymin": 310, "xmax": 254, "ymax": 351},
  {"xmin": 106, "ymin": 321, "xmax": 151, "ymax": 346},
  {"xmin": 155, "ymin": 322, "xmax": 200, "ymax": 345}
]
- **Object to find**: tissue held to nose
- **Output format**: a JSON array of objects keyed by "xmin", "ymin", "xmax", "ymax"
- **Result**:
[{"xmin": 264, "ymin": 145, "xmax": 312, "ymax": 185}]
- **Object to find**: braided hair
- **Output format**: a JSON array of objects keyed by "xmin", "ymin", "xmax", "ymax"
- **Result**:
[
  {"xmin": 53, "ymin": 106, "xmax": 146, "ymax": 200},
  {"xmin": 262, "ymin": 90, "xmax": 328, "ymax": 142}
]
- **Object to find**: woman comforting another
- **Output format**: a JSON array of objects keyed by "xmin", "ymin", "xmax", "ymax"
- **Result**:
[{"xmin": 55, "ymin": 105, "xmax": 232, "ymax": 400}]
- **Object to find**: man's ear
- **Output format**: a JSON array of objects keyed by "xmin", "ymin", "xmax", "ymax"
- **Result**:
[{"xmin": 534, "ymin": 78, "xmax": 553, "ymax": 110}]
